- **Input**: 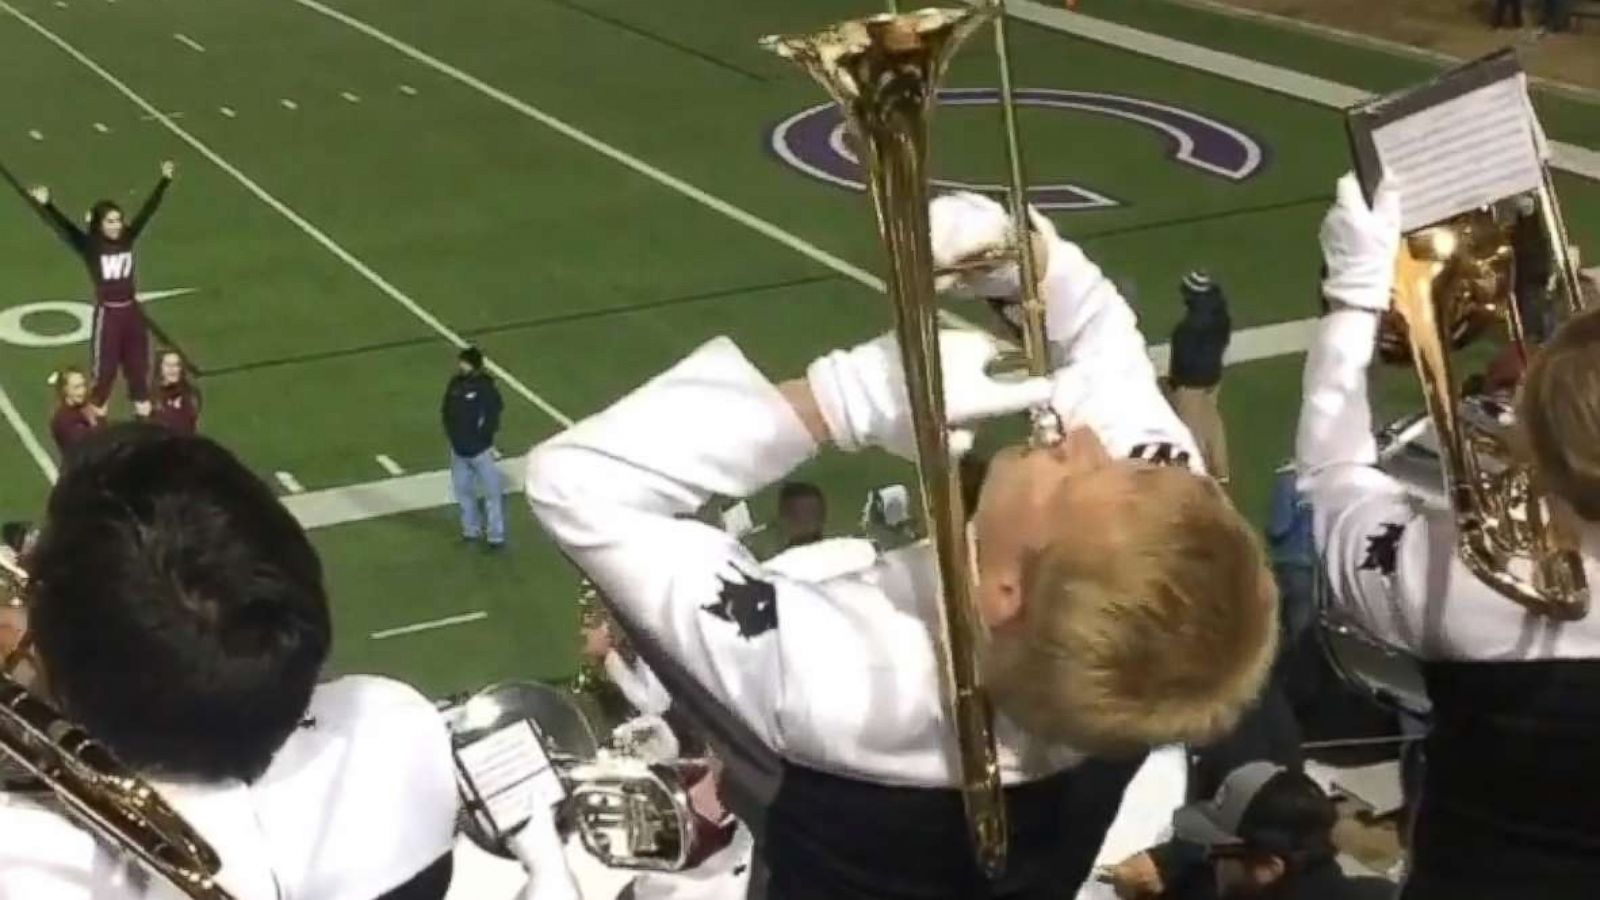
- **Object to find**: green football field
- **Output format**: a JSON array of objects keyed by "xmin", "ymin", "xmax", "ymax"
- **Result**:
[{"xmin": 1, "ymin": 0, "xmax": 1597, "ymax": 698}]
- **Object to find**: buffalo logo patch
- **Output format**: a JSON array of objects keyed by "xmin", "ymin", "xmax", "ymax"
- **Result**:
[
  {"xmin": 703, "ymin": 575, "xmax": 778, "ymax": 639},
  {"xmin": 1359, "ymin": 523, "xmax": 1405, "ymax": 577}
]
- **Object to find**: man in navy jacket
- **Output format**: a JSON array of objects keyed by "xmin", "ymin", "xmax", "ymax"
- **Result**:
[{"xmin": 443, "ymin": 347, "xmax": 506, "ymax": 549}]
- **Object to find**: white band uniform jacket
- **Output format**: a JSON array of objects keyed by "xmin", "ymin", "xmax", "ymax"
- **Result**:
[
  {"xmin": 0, "ymin": 676, "xmax": 458, "ymax": 899},
  {"xmin": 524, "ymin": 232, "xmax": 1206, "ymax": 791}
]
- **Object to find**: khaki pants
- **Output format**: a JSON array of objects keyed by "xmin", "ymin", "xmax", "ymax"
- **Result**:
[{"xmin": 1165, "ymin": 383, "xmax": 1230, "ymax": 484}]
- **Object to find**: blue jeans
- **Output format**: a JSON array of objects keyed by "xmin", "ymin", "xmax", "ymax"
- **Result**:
[{"xmin": 450, "ymin": 449, "xmax": 505, "ymax": 545}]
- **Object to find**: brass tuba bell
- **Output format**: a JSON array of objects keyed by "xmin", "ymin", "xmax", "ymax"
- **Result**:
[{"xmin": 1385, "ymin": 191, "xmax": 1591, "ymax": 620}]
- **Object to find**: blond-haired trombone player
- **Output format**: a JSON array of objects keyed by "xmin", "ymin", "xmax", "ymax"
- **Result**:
[
  {"xmin": 1298, "ymin": 175, "xmax": 1600, "ymax": 900},
  {"xmin": 526, "ymin": 194, "xmax": 1277, "ymax": 900}
]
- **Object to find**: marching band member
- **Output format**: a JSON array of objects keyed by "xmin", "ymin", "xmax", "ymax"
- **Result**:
[
  {"xmin": 526, "ymin": 193, "xmax": 1278, "ymax": 899},
  {"xmin": 1296, "ymin": 175, "xmax": 1600, "ymax": 899},
  {"xmin": 0, "ymin": 424, "xmax": 459, "ymax": 899}
]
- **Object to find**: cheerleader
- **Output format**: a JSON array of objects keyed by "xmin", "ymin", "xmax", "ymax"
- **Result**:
[
  {"xmin": 150, "ymin": 349, "xmax": 202, "ymax": 435},
  {"xmin": 48, "ymin": 367, "xmax": 104, "ymax": 459}
]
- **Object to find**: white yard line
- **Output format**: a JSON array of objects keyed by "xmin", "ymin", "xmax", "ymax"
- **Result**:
[
  {"xmin": 375, "ymin": 454, "xmax": 404, "ymax": 476},
  {"xmin": 370, "ymin": 610, "xmax": 487, "ymax": 640},
  {"xmin": 172, "ymin": 32, "xmax": 206, "ymax": 53},
  {"xmin": 1002, "ymin": 0, "xmax": 1600, "ymax": 182},
  {"xmin": 285, "ymin": 453, "xmax": 526, "ymax": 530},
  {"xmin": 0, "ymin": 0, "xmax": 574, "ymax": 430},
  {"xmin": 275, "ymin": 471, "xmax": 305, "ymax": 493},
  {"xmin": 0, "ymin": 379, "xmax": 58, "ymax": 483}
]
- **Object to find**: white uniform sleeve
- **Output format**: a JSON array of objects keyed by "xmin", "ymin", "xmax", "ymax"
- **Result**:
[
  {"xmin": 1041, "ymin": 239, "xmax": 1205, "ymax": 473},
  {"xmin": 1295, "ymin": 310, "xmax": 1450, "ymax": 656},
  {"xmin": 605, "ymin": 652, "xmax": 672, "ymax": 716},
  {"xmin": 525, "ymin": 338, "xmax": 820, "ymax": 749}
]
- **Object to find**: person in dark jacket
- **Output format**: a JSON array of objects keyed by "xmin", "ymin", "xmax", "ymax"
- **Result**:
[
  {"xmin": 1165, "ymin": 271, "xmax": 1233, "ymax": 484},
  {"xmin": 442, "ymin": 347, "xmax": 505, "ymax": 549},
  {"xmin": 1106, "ymin": 762, "xmax": 1390, "ymax": 900}
]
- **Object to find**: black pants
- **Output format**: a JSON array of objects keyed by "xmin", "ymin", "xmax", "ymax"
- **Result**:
[{"xmin": 765, "ymin": 758, "xmax": 1144, "ymax": 900}]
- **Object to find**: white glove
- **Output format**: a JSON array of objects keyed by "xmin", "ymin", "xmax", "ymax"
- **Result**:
[
  {"xmin": 1320, "ymin": 173, "xmax": 1401, "ymax": 312},
  {"xmin": 807, "ymin": 329, "xmax": 1052, "ymax": 460},
  {"xmin": 929, "ymin": 191, "xmax": 1058, "ymax": 299},
  {"xmin": 505, "ymin": 804, "xmax": 581, "ymax": 900},
  {"xmin": 611, "ymin": 715, "xmax": 680, "ymax": 763}
]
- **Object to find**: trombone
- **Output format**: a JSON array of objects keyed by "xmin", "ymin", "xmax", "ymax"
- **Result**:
[{"xmin": 763, "ymin": 1, "xmax": 1059, "ymax": 877}]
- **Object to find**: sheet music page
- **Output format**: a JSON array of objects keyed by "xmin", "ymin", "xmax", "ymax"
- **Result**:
[
  {"xmin": 456, "ymin": 721, "xmax": 567, "ymax": 833},
  {"xmin": 1369, "ymin": 74, "xmax": 1542, "ymax": 231}
]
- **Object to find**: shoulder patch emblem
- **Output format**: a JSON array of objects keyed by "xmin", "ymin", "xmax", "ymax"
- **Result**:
[
  {"xmin": 1358, "ymin": 523, "xmax": 1405, "ymax": 577},
  {"xmin": 1130, "ymin": 442, "xmax": 1192, "ymax": 468},
  {"xmin": 703, "ymin": 575, "xmax": 778, "ymax": 639}
]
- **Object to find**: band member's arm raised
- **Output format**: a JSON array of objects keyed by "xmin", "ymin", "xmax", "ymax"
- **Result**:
[
  {"xmin": 526, "ymin": 338, "xmax": 813, "ymax": 746},
  {"xmin": 1295, "ymin": 176, "xmax": 1435, "ymax": 655},
  {"xmin": 929, "ymin": 193, "xmax": 1202, "ymax": 470},
  {"xmin": 1035, "ymin": 234, "xmax": 1205, "ymax": 472},
  {"xmin": 525, "ymin": 334, "xmax": 1046, "ymax": 745}
]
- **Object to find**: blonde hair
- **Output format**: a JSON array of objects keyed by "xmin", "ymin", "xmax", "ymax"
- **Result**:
[
  {"xmin": 49, "ymin": 366, "xmax": 85, "ymax": 403},
  {"xmin": 985, "ymin": 464, "xmax": 1278, "ymax": 756},
  {"xmin": 1521, "ymin": 307, "xmax": 1600, "ymax": 523}
]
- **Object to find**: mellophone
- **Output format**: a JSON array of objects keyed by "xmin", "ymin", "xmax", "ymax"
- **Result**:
[{"xmin": 439, "ymin": 680, "xmax": 736, "ymax": 872}]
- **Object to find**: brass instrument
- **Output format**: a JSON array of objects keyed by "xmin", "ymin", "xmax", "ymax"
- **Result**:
[
  {"xmin": 445, "ymin": 681, "xmax": 732, "ymax": 871},
  {"xmin": 0, "ymin": 555, "xmax": 28, "ymax": 677},
  {"xmin": 1385, "ymin": 196, "xmax": 1590, "ymax": 620},
  {"xmin": 1, "ymin": 676, "xmax": 233, "ymax": 898},
  {"xmin": 762, "ymin": 5, "xmax": 1012, "ymax": 875},
  {"xmin": 573, "ymin": 575, "xmax": 610, "ymax": 695}
]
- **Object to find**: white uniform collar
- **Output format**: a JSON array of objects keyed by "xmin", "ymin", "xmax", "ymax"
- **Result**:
[{"xmin": 762, "ymin": 538, "xmax": 878, "ymax": 584}]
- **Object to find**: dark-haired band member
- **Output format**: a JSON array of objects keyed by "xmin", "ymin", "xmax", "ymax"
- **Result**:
[
  {"xmin": 0, "ymin": 424, "xmax": 458, "ymax": 899},
  {"xmin": 526, "ymin": 193, "xmax": 1277, "ymax": 900},
  {"xmin": 16, "ymin": 162, "xmax": 175, "ymax": 417},
  {"xmin": 1298, "ymin": 176, "xmax": 1600, "ymax": 900}
]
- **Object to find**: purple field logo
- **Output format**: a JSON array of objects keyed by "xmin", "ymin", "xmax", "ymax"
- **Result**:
[{"xmin": 768, "ymin": 87, "xmax": 1265, "ymax": 210}]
